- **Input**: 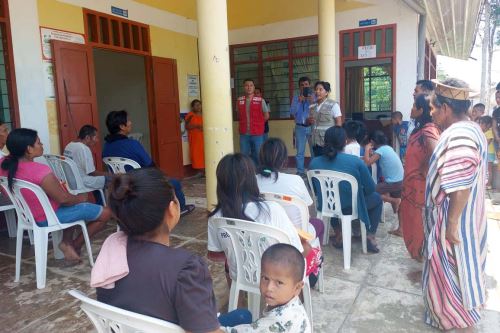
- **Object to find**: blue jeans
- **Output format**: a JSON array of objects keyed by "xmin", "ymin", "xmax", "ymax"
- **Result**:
[
  {"xmin": 294, "ymin": 125, "xmax": 312, "ymax": 173},
  {"xmin": 168, "ymin": 178, "xmax": 186, "ymax": 210},
  {"xmin": 218, "ymin": 309, "xmax": 252, "ymax": 327},
  {"xmin": 240, "ymin": 134, "xmax": 265, "ymax": 165}
]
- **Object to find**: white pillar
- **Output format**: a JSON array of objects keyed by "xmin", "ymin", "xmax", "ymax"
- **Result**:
[
  {"xmin": 318, "ymin": 0, "xmax": 337, "ymax": 99},
  {"xmin": 8, "ymin": 0, "xmax": 51, "ymax": 152},
  {"xmin": 196, "ymin": 0, "xmax": 234, "ymax": 209}
]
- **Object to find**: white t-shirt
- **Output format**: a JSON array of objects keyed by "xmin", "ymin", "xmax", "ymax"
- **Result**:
[
  {"xmin": 64, "ymin": 141, "xmax": 105, "ymax": 190},
  {"xmin": 207, "ymin": 201, "xmax": 303, "ymax": 279},
  {"xmin": 256, "ymin": 172, "xmax": 313, "ymax": 228},
  {"xmin": 344, "ymin": 141, "xmax": 361, "ymax": 156}
]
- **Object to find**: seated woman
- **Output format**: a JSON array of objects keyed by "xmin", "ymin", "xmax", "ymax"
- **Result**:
[
  {"xmin": 256, "ymin": 137, "xmax": 324, "ymax": 241},
  {"xmin": 207, "ymin": 153, "xmax": 320, "ymax": 283},
  {"xmin": 94, "ymin": 168, "xmax": 222, "ymax": 332},
  {"xmin": 0, "ymin": 128, "xmax": 111, "ymax": 262},
  {"xmin": 309, "ymin": 126, "xmax": 383, "ymax": 253}
]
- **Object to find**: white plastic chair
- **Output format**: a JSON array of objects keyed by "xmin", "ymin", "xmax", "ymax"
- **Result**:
[
  {"xmin": 261, "ymin": 192, "xmax": 324, "ymax": 293},
  {"xmin": 212, "ymin": 217, "xmax": 313, "ymax": 328},
  {"xmin": 103, "ymin": 157, "xmax": 140, "ymax": 174},
  {"xmin": 69, "ymin": 289, "xmax": 185, "ymax": 333},
  {"xmin": 44, "ymin": 154, "xmax": 106, "ymax": 206},
  {"xmin": 0, "ymin": 193, "xmax": 17, "ymax": 237},
  {"xmin": 307, "ymin": 170, "xmax": 367, "ymax": 270},
  {"xmin": 0, "ymin": 176, "xmax": 94, "ymax": 289}
]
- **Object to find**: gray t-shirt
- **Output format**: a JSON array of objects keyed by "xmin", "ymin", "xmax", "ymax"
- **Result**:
[
  {"xmin": 96, "ymin": 238, "xmax": 220, "ymax": 333},
  {"xmin": 64, "ymin": 141, "xmax": 105, "ymax": 190}
]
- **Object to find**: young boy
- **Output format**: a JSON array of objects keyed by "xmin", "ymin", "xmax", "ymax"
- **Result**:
[
  {"xmin": 221, "ymin": 244, "xmax": 311, "ymax": 333},
  {"xmin": 391, "ymin": 111, "xmax": 408, "ymax": 161},
  {"xmin": 343, "ymin": 120, "xmax": 366, "ymax": 157},
  {"xmin": 479, "ymin": 115, "xmax": 495, "ymax": 189},
  {"xmin": 470, "ymin": 103, "xmax": 485, "ymax": 122}
]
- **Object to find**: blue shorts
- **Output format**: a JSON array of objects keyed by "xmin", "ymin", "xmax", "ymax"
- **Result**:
[{"xmin": 38, "ymin": 203, "xmax": 103, "ymax": 227}]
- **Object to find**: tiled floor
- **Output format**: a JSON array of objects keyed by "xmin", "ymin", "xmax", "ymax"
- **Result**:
[{"xmin": 1, "ymin": 175, "xmax": 500, "ymax": 332}]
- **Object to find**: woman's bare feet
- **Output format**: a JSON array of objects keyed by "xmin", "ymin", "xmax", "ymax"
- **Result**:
[
  {"xmin": 388, "ymin": 228, "xmax": 403, "ymax": 237},
  {"xmin": 390, "ymin": 198, "xmax": 401, "ymax": 213},
  {"xmin": 58, "ymin": 241, "xmax": 81, "ymax": 261}
]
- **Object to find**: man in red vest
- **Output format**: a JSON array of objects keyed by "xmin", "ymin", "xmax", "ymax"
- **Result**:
[{"xmin": 237, "ymin": 78, "xmax": 269, "ymax": 163}]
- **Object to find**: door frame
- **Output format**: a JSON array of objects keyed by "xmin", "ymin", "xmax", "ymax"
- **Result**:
[{"xmin": 339, "ymin": 24, "xmax": 397, "ymax": 118}]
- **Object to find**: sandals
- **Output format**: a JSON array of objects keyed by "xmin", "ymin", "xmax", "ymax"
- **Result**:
[{"xmin": 367, "ymin": 239, "xmax": 380, "ymax": 253}]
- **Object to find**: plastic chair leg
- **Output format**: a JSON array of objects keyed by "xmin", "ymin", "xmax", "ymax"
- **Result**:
[
  {"xmin": 361, "ymin": 222, "xmax": 367, "ymax": 254},
  {"xmin": 28, "ymin": 230, "xmax": 34, "ymax": 245},
  {"xmin": 228, "ymin": 282, "xmax": 239, "ymax": 312},
  {"xmin": 248, "ymin": 292, "xmax": 260, "ymax": 320},
  {"xmin": 51, "ymin": 230, "xmax": 64, "ymax": 260},
  {"xmin": 79, "ymin": 223, "xmax": 94, "ymax": 266},
  {"xmin": 321, "ymin": 216, "xmax": 329, "ymax": 246},
  {"xmin": 98, "ymin": 189, "xmax": 107, "ymax": 206},
  {"xmin": 302, "ymin": 280, "xmax": 314, "ymax": 330},
  {"xmin": 33, "ymin": 229, "xmax": 49, "ymax": 289},
  {"xmin": 341, "ymin": 217, "xmax": 352, "ymax": 270},
  {"xmin": 14, "ymin": 226, "xmax": 24, "ymax": 282},
  {"xmin": 317, "ymin": 266, "xmax": 325, "ymax": 293},
  {"xmin": 5, "ymin": 210, "xmax": 17, "ymax": 238}
]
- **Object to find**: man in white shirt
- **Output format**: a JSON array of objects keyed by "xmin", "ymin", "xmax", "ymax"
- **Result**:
[{"xmin": 64, "ymin": 125, "xmax": 109, "ymax": 204}]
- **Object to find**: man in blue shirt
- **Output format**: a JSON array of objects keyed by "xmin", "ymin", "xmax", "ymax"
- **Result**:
[
  {"xmin": 102, "ymin": 110, "xmax": 194, "ymax": 217},
  {"xmin": 290, "ymin": 76, "xmax": 315, "ymax": 176}
]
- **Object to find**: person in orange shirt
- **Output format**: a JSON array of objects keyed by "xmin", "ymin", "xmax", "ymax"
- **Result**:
[{"xmin": 185, "ymin": 99, "xmax": 205, "ymax": 176}]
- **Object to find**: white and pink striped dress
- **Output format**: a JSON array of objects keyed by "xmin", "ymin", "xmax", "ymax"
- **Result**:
[{"xmin": 423, "ymin": 120, "xmax": 487, "ymax": 330}]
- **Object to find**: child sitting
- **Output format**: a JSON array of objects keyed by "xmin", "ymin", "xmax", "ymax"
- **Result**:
[
  {"xmin": 220, "ymin": 243, "xmax": 311, "ymax": 332},
  {"xmin": 391, "ymin": 111, "xmax": 409, "ymax": 161},
  {"xmin": 479, "ymin": 115, "xmax": 495, "ymax": 189},
  {"xmin": 343, "ymin": 120, "xmax": 366, "ymax": 157},
  {"xmin": 363, "ymin": 131, "xmax": 404, "ymax": 235}
]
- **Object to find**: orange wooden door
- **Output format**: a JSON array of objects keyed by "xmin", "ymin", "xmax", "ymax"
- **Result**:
[
  {"xmin": 147, "ymin": 56, "xmax": 183, "ymax": 178},
  {"xmin": 52, "ymin": 40, "xmax": 102, "ymax": 168}
]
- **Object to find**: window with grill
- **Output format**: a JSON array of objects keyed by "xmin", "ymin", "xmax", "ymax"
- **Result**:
[
  {"xmin": 231, "ymin": 36, "xmax": 319, "ymax": 120},
  {"xmin": 363, "ymin": 65, "xmax": 392, "ymax": 112},
  {"xmin": 0, "ymin": 0, "xmax": 18, "ymax": 129},
  {"xmin": 84, "ymin": 9, "xmax": 150, "ymax": 55}
]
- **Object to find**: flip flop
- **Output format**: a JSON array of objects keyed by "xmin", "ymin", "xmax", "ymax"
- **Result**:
[{"xmin": 367, "ymin": 240, "xmax": 380, "ymax": 253}]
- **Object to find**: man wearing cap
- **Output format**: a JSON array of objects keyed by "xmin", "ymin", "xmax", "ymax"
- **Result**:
[{"xmin": 423, "ymin": 78, "xmax": 487, "ymax": 331}]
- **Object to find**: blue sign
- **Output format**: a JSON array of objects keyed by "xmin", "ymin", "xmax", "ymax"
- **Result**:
[
  {"xmin": 359, "ymin": 19, "xmax": 377, "ymax": 27},
  {"xmin": 111, "ymin": 6, "xmax": 128, "ymax": 18}
]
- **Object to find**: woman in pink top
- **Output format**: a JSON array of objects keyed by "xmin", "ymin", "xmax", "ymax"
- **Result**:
[{"xmin": 0, "ymin": 128, "xmax": 111, "ymax": 262}]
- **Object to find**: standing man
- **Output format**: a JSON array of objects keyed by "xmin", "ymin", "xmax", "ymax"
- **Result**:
[
  {"xmin": 290, "ymin": 77, "xmax": 314, "ymax": 176},
  {"xmin": 237, "ymin": 79, "xmax": 269, "ymax": 164},
  {"xmin": 423, "ymin": 78, "xmax": 487, "ymax": 331},
  {"xmin": 409, "ymin": 80, "xmax": 434, "ymax": 136}
]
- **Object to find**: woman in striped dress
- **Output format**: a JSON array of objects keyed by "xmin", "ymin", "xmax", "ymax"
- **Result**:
[{"xmin": 423, "ymin": 78, "xmax": 487, "ymax": 331}]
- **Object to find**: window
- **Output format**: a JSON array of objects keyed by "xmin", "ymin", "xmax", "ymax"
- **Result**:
[
  {"xmin": 0, "ymin": 0, "xmax": 18, "ymax": 129},
  {"xmin": 363, "ymin": 65, "xmax": 392, "ymax": 112},
  {"xmin": 231, "ymin": 36, "xmax": 319, "ymax": 119}
]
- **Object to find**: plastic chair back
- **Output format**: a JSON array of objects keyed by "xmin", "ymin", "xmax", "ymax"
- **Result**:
[
  {"xmin": 103, "ymin": 157, "xmax": 141, "ymax": 174},
  {"xmin": 44, "ymin": 154, "xmax": 86, "ymax": 193},
  {"xmin": 68, "ymin": 290, "xmax": 185, "ymax": 333},
  {"xmin": 213, "ymin": 217, "xmax": 290, "ymax": 294},
  {"xmin": 307, "ymin": 169, "xmax": 358, "ymax": 220},
  {"xmin": 0, "ymin": 176, "xmax": 59, "ymax": 229},
  {"xmin": 261, "ymin": 192, "xmax": 309, "ymax": 230}
]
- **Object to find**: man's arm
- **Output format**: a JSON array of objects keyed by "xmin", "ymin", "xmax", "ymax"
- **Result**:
[{"xmin": 262, "ymin": 99, "xmax": 270, "ymax": 121}]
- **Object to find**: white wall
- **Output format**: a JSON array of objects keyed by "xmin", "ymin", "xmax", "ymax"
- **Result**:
[
  {"xmin": 8, "ymin": 0, "xmax": 51, "ymax": 152},
  {"xmin": 93, "ymin": 49, "xmax": 151, "ymax": 154},
  {"xmin": 229, "ymin": 0, "xmax": 419, "ymax": 121}
]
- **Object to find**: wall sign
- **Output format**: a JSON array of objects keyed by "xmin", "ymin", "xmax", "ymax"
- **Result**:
[
  {"xmin": 358, "ymin": 45, "xmax": 377, "ymax": 59},
  {"xmin": 111, "ymin": 6, "xmax": 128, "ymax": 18},
  {"xmin": 359, "ymin": 18, "xmax": 377, "ymax": 27},
  {"xmin": 40, "ymin": 27, "xmax": 85, "ymax": 60},
  {"xmin": 187, "ymin": 74, "xmax": 200, "ymax": 97}
]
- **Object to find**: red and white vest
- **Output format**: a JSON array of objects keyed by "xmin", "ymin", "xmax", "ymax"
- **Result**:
[{"xmin": 237, "ymin": 95, "xmax": 265, "ymax": 135}]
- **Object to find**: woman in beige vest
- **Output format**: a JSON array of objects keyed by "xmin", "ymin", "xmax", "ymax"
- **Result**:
[{"xmin": 307, "ymin": 81, "xmax": 343, "ymax": 156}]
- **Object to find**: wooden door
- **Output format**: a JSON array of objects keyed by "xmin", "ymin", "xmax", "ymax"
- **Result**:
[
  {"xmin": 146, "ymin": 57, "xmax": 183, "ymax": 178},
  {"xmin": 52, "ymin": 40, "xmax": 102, "ymax": 167}
]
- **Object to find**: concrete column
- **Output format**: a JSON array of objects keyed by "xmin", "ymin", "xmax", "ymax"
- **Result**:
[
  {"xmin": 8, "ymin": 0, "xmax": 51, "ymax": 152},
  {"xmin": 196, "ymin": 0, "xmax": 234, "ymax": 209},
  {"xmin": 318, "ymin": 0, "xmax": 337, "ymax": 99}
]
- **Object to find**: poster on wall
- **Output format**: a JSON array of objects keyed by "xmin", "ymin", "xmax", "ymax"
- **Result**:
[
  {"xmin": 43, "ymin": 60, "xmax": 55, "ymax": 99},
  {"xmin": 187, "ymin": 74, "xmax": 199, "ymax": 97},
  {"xmin": 358, "ymin": 45, "xmax": 377, "ymax": 59},
  {"xmin": 40, "ymin": 27, "xmax": 85, "ymax": 60}
]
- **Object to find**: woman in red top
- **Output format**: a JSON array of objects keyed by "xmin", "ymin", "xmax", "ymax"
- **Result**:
[
  {"xmin": 400, "ymin": 95, "xmax": 441, "ymax": 261},
  {"xmin": 185, "ymin": 99, "xmax": 205, "ymax": 175}
]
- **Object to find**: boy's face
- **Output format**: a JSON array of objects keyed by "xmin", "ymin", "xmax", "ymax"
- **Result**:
[
  {"xmin": 471, "ymin": 107, "xmax": 484, "ymax": 120},
  {"xmin": 260, "ymin": 261, "xmax": 303, "ymax": 309},
  {"xmin": 479, "ymin": 122, "xmax": 490, "ymax": 132},
  {"xmin": 391, "ymin": 116, "xmax": 401, "ymax": 125},
  {"xmin": 496, "ymin": 91, "xmax": 500, "ymax": 106}
]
